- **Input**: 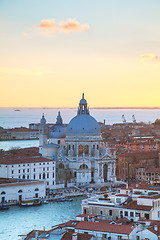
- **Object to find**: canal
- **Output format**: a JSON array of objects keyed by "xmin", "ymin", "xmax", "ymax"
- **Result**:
[{"xmin": 0, "ymin": 197, "xmax": 83, "ymax": 240}]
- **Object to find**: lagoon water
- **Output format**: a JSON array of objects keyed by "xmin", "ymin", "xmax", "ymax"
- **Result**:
[
  {"xmin": 1, "ymin": 107, "xmax": 160, "ymax": 129},
  {"xmin": 0, "ymin": 198, "xmax": 82, "ymax": 240}
]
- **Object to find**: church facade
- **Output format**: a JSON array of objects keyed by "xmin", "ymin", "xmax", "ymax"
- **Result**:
[{"xmin": 39, "ymin": 94, "xmax": 116, "ymax": 188}]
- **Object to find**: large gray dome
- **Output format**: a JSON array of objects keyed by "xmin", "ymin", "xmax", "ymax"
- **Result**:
[
  {"xmin": 66, "ymin": 114, "xmax": 101, "ymax": 136},
  {"xmin": 66, "ymin": 94, "xmax": 101, "ymax": 136}
]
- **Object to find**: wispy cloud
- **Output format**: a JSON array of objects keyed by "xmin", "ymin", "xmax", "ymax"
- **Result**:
[
  {"xmin": 36, "ymin": 19, "xmax": 57, "ymax": 35},
  {"xmin": 35, "ymin": 18, "xmax": 89, "ymax": 36},
  {"xmin": 59, "ymin": 19, "xmax": 89, "ymax": 32},
  {"xmin": 138, "ymin": 54, "xmax": 160, "ymax": 63}
]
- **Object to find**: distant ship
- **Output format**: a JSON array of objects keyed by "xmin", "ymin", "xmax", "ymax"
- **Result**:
[{"xmin": 14, "ymin": 109, "xmax": 21, "ymax": 111}]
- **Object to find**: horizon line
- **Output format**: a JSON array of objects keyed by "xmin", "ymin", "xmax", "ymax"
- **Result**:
[{"xmin": 1, "ymin": 106, "xmax": 160, "ymax": 109}]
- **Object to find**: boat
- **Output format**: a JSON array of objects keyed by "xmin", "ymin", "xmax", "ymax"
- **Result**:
[
  {"xmin": 19, "ymin": 198, "xmax": 42, "ymax": 206},
  {"xmin": 42, "ymin": 200, "xmax": 48, "ymax": 204},
  {"xmin": 14, "ymin": 109, "xmax": 21, "ymax": 111},
  {"xmin": 0, "ymin": 205, "xmax": 10, "ymax": 210},
  {"xmin": 55, "ymin": 198, "xmax": 66, "ymax": 202},
  {"xmin": 65, "ymin": 198, "xmax": 73, "ymax": 202}
]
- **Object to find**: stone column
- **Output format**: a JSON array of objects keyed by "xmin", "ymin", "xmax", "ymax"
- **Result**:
[{"xmin": 76, "ymin": 142, "xmax": 79, "ymax": 160}]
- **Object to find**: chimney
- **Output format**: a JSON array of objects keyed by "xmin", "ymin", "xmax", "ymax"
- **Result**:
[
  {"xmin": 35, "ymin": 231, "xmax": 38, "ymax": 240},
  {"xmin": 154, "ymin": 225, "xmax": 158, "ymax": 231},
  {"xmin": 72, "ymin": 233, "xmax": 78, "ymax": 240}
]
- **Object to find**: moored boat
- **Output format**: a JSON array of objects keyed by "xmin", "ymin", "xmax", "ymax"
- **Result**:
[
  {"xmin": 0, "ymin": 205, "xmax": 10, "ymax": 210},
  {"xmin": 19, "ymin": 198, "xmax": 42, "ymax": 206}
]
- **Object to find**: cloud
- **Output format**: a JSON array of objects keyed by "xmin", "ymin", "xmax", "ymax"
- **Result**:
[
  {"xmin": 138, "ymin": 54, "xmax": 160, "ymax": 63},
  {"xmin": 35, "ymin": 18, "xmax": 89, "ymax": 36},
  {"xmin": 59, "ymin": 19, "xmax": 89, "ymax": 32},
  {"xmin": 36, "ymin": 19, "xmax": 57, "ymax": 35}
]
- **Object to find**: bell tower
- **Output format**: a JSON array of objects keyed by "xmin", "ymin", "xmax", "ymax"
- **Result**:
[{"xmin": 39, "ymin": 114, "xmax": 48, "ymax": 150}]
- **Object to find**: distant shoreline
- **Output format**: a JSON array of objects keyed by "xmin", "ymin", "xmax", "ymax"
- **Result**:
[{"xmin": 1, "ymin": 107, "xmax": 160, "ymax": 110}]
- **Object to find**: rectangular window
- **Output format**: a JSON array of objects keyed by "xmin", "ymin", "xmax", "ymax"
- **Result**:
[
  {"xmin": 43, "ymin": 168, "xmax": 45, "ymax": 171},
  {"xmin": 109, "ymin": 210, "xmax": 112, "ymax": 216},
  {"xmin": 130, "ymin": 212, "xmax": 134, "ymax": 217},
  {"xmin": 27, "ymin": 169, "xmax": 29, "ymax": 172},
  {"xmin": 12, "ymin": 170, "xmax": 14, "ymax": 174},
  {"xmin": 53, "ymin": 173, "xmax": 54, "ymax": 178},
  {"xmin": 125, "ymin": 211, "xmax": 128, "ymax": 216},
  {"xmin": 19, "ymin": 170, "xmax": 20, "ymax": 173},
  {"xmin": 47, "ymin": 173, "xmax": 49, "ymax": 178},
  {"xmin": 47, "ymin": 167, "xmax": 49, "ymax": 171},
  {"xmin": 34, "ymin": 168, "xmax": 35, "ymax": 172}
]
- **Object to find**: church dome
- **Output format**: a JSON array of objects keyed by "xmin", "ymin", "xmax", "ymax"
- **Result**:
[
  {"xmin": 50, "ymin": 112, "xmax": 66, "ymax": 139},
  {"xmin": 66, "ymin": 94, "xmax": 101, "ymax": 136},
  {"xmin": 40, "ymin": 114, "xmax": 46, "ymax": 125},
  {"xmin": 67, "ymin": 114, "xmax": 100, "ymax": 136}
]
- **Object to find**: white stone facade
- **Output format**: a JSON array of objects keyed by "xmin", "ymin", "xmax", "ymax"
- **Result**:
[
  {"xmin": 39, "ymin": 94, "xmax": 116, "ymax": 188},
  {"xmin": 0, "ymin": 159, "xmax": 56, "ymax": 189},
  {"xmin": 0, "ymin": 180, "xmax": 45, "ymax": 203}
]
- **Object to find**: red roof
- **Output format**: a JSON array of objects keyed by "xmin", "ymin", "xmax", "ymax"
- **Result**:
[
  {"xmin": 119, "ymin": 151, "xmax": 159, "ymax": 160},
  {"xmin": 61, "ymin": 232, "xmax": 93, "ymax": 240},
  {"xmin": 123, "ymin": 201, "xmax": 152, "ymax": 211},
  {"xmin": 75, "ymin": 220, "xmax": 135, "ymax": 234}
]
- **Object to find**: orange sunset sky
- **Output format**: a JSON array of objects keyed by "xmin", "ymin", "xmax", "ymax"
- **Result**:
[{"xmin": 0, "ymin": 0, "xmax": 160, "ymax": 108}]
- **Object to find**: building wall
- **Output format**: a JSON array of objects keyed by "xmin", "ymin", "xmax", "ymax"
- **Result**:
[
  {"xmin": 0, "ymin": 161, "xmax": 56, "ymax": 189},
  {"xmin": 0, "ymin": 181, "xmax": 45, "ymax": 203}
]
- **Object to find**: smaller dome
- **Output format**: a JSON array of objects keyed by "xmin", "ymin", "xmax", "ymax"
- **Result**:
[
  {"xmin": 40, "ymin": 114, "xmax": 46, "ymax": 125},
  {"xmin": 49, "ymin": 111, "xmax": 66, "ymax": 139}
]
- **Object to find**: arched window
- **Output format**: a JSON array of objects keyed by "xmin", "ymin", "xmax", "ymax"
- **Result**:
[
  {"xmin": 68, "ymin": 145, "xmax": 71, "ymax": 150},
  {"xmin": 85, "ymin": 145, "xmax": 89, "ymax": 154},
  {"xmin": 1, "ymin": 191, "xmax": 6, "ymax": 195},
  {"xmin": 93, "ymin": 145, "xmax": 95, "ymax": 149},
  {"xmin": 35, "ymin": 188, "xmax": 39, "ymax": 191},
  {"xmin": 18, "ymin": 190, "xmax": 23, "ymax": 193},
  {"xmin": 79, "ymin": 145, "xmax": 83, "ymax": 155},
  {"xmin": 59, "ymin": 163, "xmax": 64, "ymax": 169},
  {"xmin": 79, "ymin": 164, "xmax": 88, "ymax": 170},
  {"xmin": 72, "ymin": 145, "xmax": 74, "ymax": 150},
  {"xmin": 97, "ymin": 144, "xmax": 99, "ymax": 150},
  {"xmin": 43, "ymin": 173, "xmax": 45, "ymax": 179}
]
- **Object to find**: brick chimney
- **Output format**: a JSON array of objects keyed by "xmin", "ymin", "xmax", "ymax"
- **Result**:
[
  {"xmin": 72, "ymin": 233, "xmax": 78, "ymax": 240},
  {"xmin": 154, "ymin": 225, "xmax": 158, "ymax": 231}
]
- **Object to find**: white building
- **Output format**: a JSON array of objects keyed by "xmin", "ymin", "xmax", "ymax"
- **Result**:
[
  {"xmin": 0, "ymin": 148, "xmax": 56, "ymax": 189},
  {"xmin": 82, "ymin": 182, "xmax": 160, "ymax": 221},
  {"xmin": 39, "ymin": 94, "xmax": 116, "ymax": 188},
  {"xmin": 0, "ymin": 178, "xmax": 45, "ymax": 203}
]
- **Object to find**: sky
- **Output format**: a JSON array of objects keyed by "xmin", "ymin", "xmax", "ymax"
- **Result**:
[{"xmin": 0, "ymin": 0, "xmax": 160, "ymax": 108}]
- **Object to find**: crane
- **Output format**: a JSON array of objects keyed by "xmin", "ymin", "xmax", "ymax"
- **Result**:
[
  {"xmin": 132, "ymin": 114, "xmax": 136, "ymax": 123},
  {"xmin": 122, "ymin": 114, "xmax": 126, "ymax": 123}
]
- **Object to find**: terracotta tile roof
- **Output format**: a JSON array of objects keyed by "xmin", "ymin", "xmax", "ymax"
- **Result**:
[
  {"xmin": 76, "ymin": 214, "xmax": 97, "ymax": 218},
  {"xmin": 145, "ymin": 166, "xmax": 160, "ymax": 173},
  {"xmin": 123, "ymin": 201, "xmax": 152, "ymax": 211},
  {"xmin": 10, "ymin": 127, "xmax": 38, "ymax": 132},
  {"xmin": 138, "ymin": 194, "xmax": 160, "ymax": 199},
  {"xmin": 116, "ymin": 194, "xmax": 128, "ymax": 197},
  {"xmin": 119, "ymin": 151, "xmax": 159, "ymax": 160},
  {"xmin": 59, "ymin": 220, "xmax": 80, "ymax": 228},
  {"xmin": 75, "ymin": 220, "xmax": 135, "ymax": 234},
  {"xmin": 61, "ymin": 232, "xmax": 93, "ymax": 240},
  {"xmin": 24, "ymin": 230, "xmax": 48, "ymax": 240},
  {"xmin": 0, "ymin": 156, "xmax": 53, "ymax": 164}
]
